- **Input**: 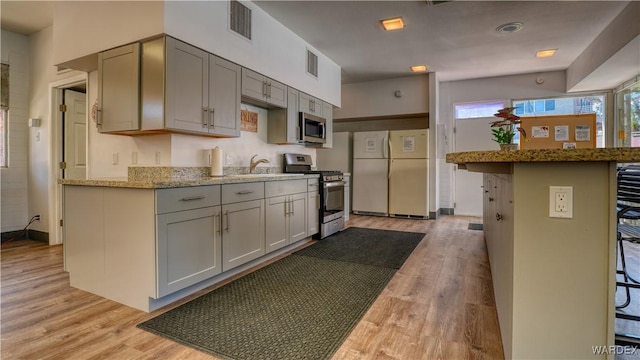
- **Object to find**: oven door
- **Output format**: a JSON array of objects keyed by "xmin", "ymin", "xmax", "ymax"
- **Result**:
[{"xmin": 322, "ymin": 180, "xmax": 345, "ymax": 223}]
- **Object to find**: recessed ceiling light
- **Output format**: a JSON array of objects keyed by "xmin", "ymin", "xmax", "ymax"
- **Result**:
[
  {"xmin": 411, "ymin": 65, "xmax": 428, "ymax": 72},
  {"xmin": 536, "ymin": 49, "xmax": 557, "ymax": 58},
  {"xmin": 381, "ymin": 17, "xmax": 405, "ymax": 31},
  {"xmin": 496, "ymin": 22, "xmax": 524, "ymax": 34}
]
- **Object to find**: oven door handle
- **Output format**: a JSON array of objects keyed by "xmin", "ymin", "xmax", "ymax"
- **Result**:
[{"xmin": 323, "ymin": 181, "xmax": 346, "ymax": 188}]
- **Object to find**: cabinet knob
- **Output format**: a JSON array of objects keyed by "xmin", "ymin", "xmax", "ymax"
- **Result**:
[
  {"xmin": 488, "ymin": 197, "xmax": 494, "ymax": 202},
  {"xmin": 496, "ymin": 213, "xmax": 503, "ymax": 221}
]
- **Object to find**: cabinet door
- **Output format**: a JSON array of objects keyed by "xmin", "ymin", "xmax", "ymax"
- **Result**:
[
  {"xmin": 98, "ymin": 43, "xmax": 140, "ymax": 132},
  {"xmin": 266, "ymin": 79, "xmax": 287, "ymax": 108},
  {"xmin": 241, "ymin": 68, "xmax": 267, "ymax": 102},
  {"xmin": 265, "ymin": 195, "xmax": 288, "ymax": 253},
  {"xmin": 308, "ymin": 191, "xmax": 319, "ymax": 236},
  {"xmin": 322, "ymin": 102, "xmax": 333, "ymax": 149},
  {"xmin": 289, "ymin": 193, "xmax": 308, "ymax": 243},
  {"xmin": 286, "ymin": 88, "xmax": 300, "ymax": 143},
  {"xmin": 222, "ymin": 199, "xmax": 265, "ymax": 271},
  {"xmin": 165, "ymin": 38, "xmax": 209, "ymax": 133},
  {"xmin": 299, "ymin": 92, "xmax": 322, "ymax": 117},
  {"xmin": 209, "ymin": 55, "xmax": 241, "ymax": 137},
  {"xmin": 156, "ymin": 206, "xmax": 221, "ymax": 297}
]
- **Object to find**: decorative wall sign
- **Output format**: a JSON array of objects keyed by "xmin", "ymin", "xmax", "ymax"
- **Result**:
[{"xmin": 241, "ymin": 109, "xmax": 258, "ymax": 132}]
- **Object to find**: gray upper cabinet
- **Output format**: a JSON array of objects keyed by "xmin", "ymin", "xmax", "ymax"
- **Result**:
[
  {"xmin": 241, "ymin": 68, "xmax": 287, "ymax": 108},
  {"xmin": 299, "ymin": 92, "xmax": 323, "ymax": 117},
  {"xmin": 165, "ymin": 37, "xmax": 241, "ymax": 137},
  {"xmin": 97, "ymin": 43, "xmax": 141, "ymax": 133},
  {"xmin": 322, "ymin": 101, "xmax": 333, "ymax": 149},
  {"xmin": 98, "ymin": 36, "xmax": 240, "ymax": 137},
  {"xmin": 267, "ymin": 87, "xmax": 300, "ymax": 144}
]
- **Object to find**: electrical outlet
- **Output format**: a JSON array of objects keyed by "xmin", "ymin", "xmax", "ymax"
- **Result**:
[{"xmin": 549, "ymin": 186, "xmax": 573, "ymax": 218}]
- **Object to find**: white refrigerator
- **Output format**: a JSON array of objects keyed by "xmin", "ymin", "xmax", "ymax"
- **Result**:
[
  {"xmin": 389, "ymin": 129, "xmax": 429, "ymax": 218},
  {"xmin": 352, "ymin": 131, "xmax": 389, "ymax": 216}
]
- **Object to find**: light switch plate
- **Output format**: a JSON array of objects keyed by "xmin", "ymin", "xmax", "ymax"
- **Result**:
[{"xmin": 549, "ymin": 186, "xmax": 573, "ymax": 218}]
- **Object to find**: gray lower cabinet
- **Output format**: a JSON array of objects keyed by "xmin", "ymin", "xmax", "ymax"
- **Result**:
[
  {"xmin": 221, "ymin": 182, "xmax": 266, "ymax": 271},
  {"xmin": 156, "ymin": 206, "xmax": 221, "ymax": 297},
  {"xmin": 265, "ymin": 180, "xmax": 308, "ymax": 252},
  {"xmin": 265, "ymin": 193, "xmax": 307, "ymax": 253},
  {"xmin": 155, "ymin": 185, "xmax": 222, "ymax": 298}
]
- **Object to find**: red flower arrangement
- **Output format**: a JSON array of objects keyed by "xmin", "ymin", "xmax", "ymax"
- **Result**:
[{"xmin": 490, "ymin": 107, "xmax": 526, "ymax": 145}]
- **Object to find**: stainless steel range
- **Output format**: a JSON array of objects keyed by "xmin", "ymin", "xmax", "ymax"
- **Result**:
[{"xmin": 283, "ymin": 154, "xmax": 345, "ymax": 239}]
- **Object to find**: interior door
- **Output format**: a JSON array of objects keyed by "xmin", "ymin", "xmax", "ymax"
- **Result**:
[
  {"xmin": 64, "ymin": 89, "xmax": 87, "ymax": 180},
  {"xmin": 454, "ymin": 117, "xmax": 498, "ymax": 216}
]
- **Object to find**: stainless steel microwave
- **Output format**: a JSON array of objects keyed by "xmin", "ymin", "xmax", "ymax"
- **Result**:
[{"xmin": 299, "ymin": 112, "xmax": 326, "ymax": 144}]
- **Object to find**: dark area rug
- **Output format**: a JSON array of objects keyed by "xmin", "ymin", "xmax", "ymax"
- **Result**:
[
  {"xmin": 138, "ymin": 227, "xmax": 424, "ymax": 360},
  {"xmin": 294, "ymin": 226, "xmax": 425, "ymax": 269}
]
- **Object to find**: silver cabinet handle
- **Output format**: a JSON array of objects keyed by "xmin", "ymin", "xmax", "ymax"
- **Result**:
[
  {"xmin": 209, "ymin": 108, "xmax": 215, "ymax": 128},
  {"xmin": 224, "ymin": 210, "xmax": 229, "ymax": 232},
  {"xmin": 285, "ymin": 198, "xmax": 290, "ymax": 216},
  {"xmin": 262, "ymin": 81, "xmax": 268, "ymax": 97},
  {"xmin": 202, "ymin": 107, "xmax": 208, "ymax": 128},
  {"xmin": 267, "ymin": 82, "xmax": 272, "ymax": 98},
  {"xmin": 215, "ymin": 213, "xmax": 221, "ymax": 234},
  {"xmin": 180, "ymin": 196, "xmax": 205, "ymax": 201},
  {"xmin": 236, "ymin": 190, "xmax": 254, "ymax": 195},
  {"xmin": 291, "ymin": 197, "xmax": 295, "ymax": 215}
]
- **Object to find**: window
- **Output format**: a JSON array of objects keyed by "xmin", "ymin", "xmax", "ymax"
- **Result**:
[
  {"xmin": 454, "ymin": 101, "xmax": 504, "ymax": 119},
  {"xmin": 513, "ymin": 94, "xmax": 606, "ymax": 147},
  {"xmin": 1, "ymin": 63, "xmax": 8, "ymax": 167},
  {"xmin": 616, "ymin": 78, "xmax": 640, "ymax": 147}
]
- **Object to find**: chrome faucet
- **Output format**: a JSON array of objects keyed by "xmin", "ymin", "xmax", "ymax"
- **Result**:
[{"xmin": 249, "ymin": 154, "xmax": 270, "ymax": 174}]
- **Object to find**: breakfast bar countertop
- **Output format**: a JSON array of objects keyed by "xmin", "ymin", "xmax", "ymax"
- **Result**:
[
  {"xmin": 446, "ymin": 147, "xmax": 640, "ymax": 165},
  {"xmin": 58, "ymin": 173, "xmax": 320, "ymax": 189}
]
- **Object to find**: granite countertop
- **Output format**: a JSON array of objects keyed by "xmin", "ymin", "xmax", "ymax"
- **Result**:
[
  {"xmin": 59, "ymin": 173, "xmax": 320, "ymax": 189},
  {"xmin": 446, "ymin": 148, "xmax": 640, "ymax": 165}
]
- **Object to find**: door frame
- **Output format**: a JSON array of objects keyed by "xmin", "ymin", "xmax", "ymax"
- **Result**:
[{"xmin": 48, "ymin": 73, "xmax": 88, "ymax": 245}]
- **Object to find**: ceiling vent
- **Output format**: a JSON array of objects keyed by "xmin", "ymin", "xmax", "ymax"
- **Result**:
[
  {"xmin": 230, "ymin": 0, "xmax": 252, "ymax": 40},
  {"xmin": 306, "ymin": 50, "xmax": 318, "ymax": 77}
]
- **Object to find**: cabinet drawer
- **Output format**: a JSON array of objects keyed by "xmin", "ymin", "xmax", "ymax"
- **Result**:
[
  {"xmin": 265, "ymin": 179, "xmax": 307, "ymax": 198},
  {"xmin": 222, "ymin": 182, "xmax": 265, "ymax": 204},
  {"xmin": 307, "ymin": 178, "xmax": 320, "ymax": 192},
  {"xmin": 156, "ymin": 185, "xmax": 221, "ymax": 214}
]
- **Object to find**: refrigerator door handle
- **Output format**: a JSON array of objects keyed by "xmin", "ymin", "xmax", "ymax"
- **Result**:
[
  {"xmin": 389, "ymin": 159, "xmax": 393, "ymax": 180},
  {"xmin": 383, "ymin": 136, "xmax": 390, "ymax": 158}
]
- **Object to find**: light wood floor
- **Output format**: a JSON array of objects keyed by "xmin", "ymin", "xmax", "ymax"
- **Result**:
[{"xmin": 1, "ymin": 215, "xmax": 504, "ymax": 360}]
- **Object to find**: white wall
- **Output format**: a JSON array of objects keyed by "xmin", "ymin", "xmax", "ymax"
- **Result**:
[
  {"xmin": 438, "ymin": 70, "xmax": 568, "ymax": 210},
  {"xmin": 53, "ymin": 1, "xmax": 164, "ymax": 67},
  {"xmin": 28, "ymin": 26, "xmax": 87, "ymax": 233},
  {"xmin": 1, "ymin": 30, "xmax": 29, "ymax": 233},
  {"xmin": 164, "ymin": 1, "xmax": 341, "ymax": 106},
  {"xmin": 170, "ymin": 104, "xmax": 315, "ymax": 170},
  {"xmin": 53, "ymin": 1, "xmax": 341, "ymax": 107},
  {"xmin": 334, "ymin": 75, "xmax": 429, "ymax": 119}
]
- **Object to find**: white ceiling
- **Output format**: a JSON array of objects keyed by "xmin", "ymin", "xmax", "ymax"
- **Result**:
[
  {"xmin": 254, "ymin": 0, "xmax": 632, "ymax": 84},
  {"xmin": 1, "ymin": 0, "xmax": 636, "ymax": 88}
]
